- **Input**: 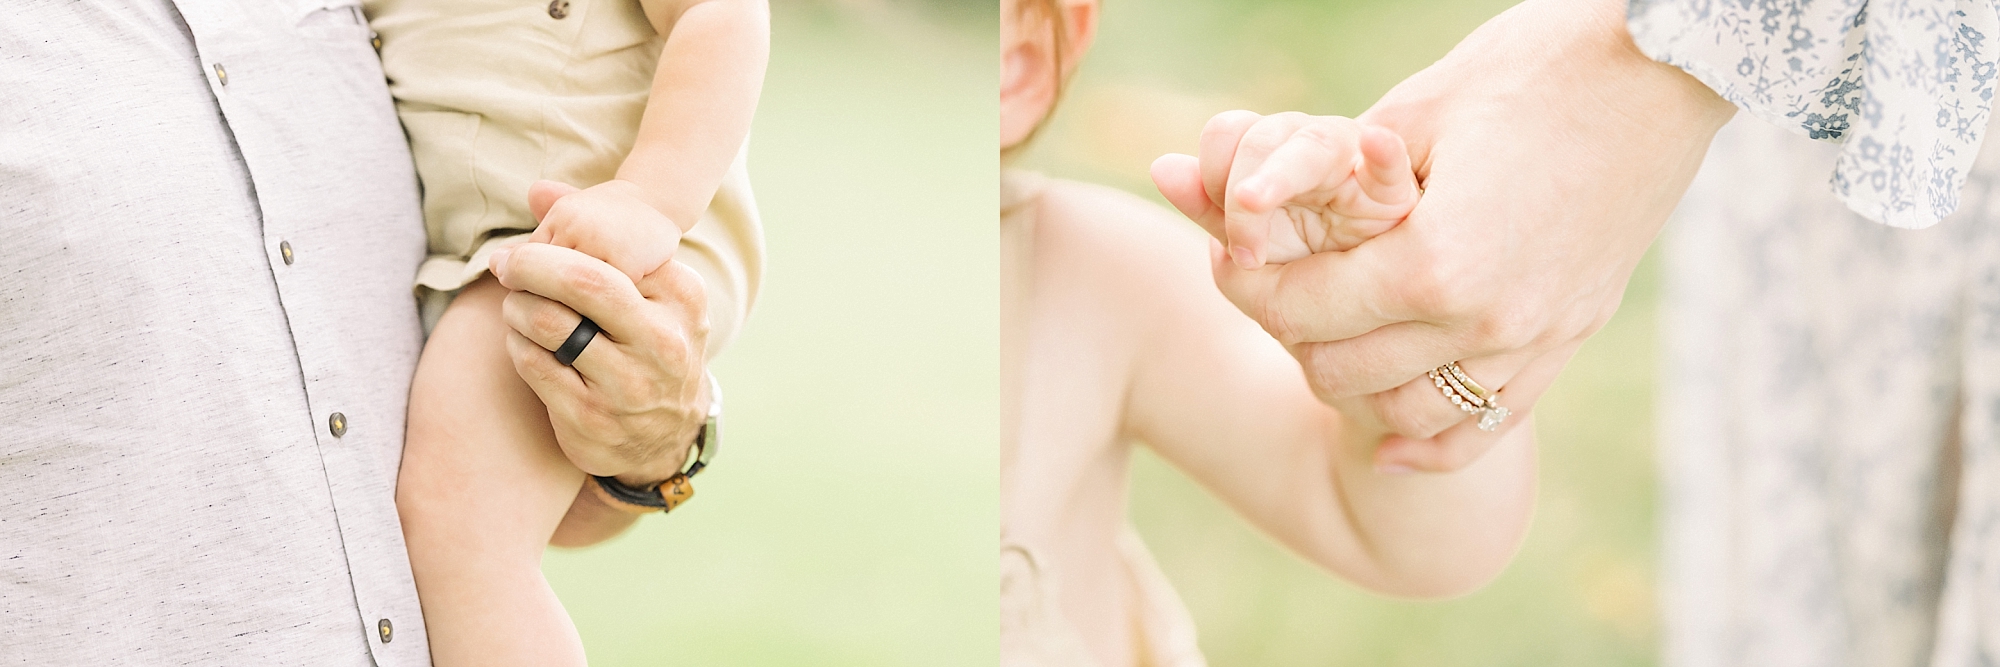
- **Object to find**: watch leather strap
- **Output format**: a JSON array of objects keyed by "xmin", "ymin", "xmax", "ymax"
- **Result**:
[
  {"xmin": 589, "ymin": 470, "xmax": 694, "ymax": 514},
  {"xmin": 589, "ymin": 372, "xmax": 721, "ymax": 515}
]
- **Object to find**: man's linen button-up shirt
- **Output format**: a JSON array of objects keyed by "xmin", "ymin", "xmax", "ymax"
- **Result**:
[{"xmin": 1, "ymin": 1, "xmax": 433, "ymax": 664}]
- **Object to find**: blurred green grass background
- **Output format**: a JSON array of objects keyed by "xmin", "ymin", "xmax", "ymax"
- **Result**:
[
  {"xmin": 541, "ymin": 4, "xmax": 997, "ymax": 665},
  {"xmin": 1013, "ymin": 0, "xmax": 1665, "ymax": 664}
]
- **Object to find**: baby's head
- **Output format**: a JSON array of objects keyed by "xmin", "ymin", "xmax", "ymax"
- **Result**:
[{"xmin": 1000, "ymin": 0, "xmax": 1098, "ymax": 156}]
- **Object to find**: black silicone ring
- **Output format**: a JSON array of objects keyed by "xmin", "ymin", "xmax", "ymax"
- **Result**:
[{"xmin": 554, "ymin": 316, "xmax": 600, "ymax": 366}]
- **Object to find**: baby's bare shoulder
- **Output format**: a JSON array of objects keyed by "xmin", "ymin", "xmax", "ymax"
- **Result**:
[
  {"xmin": 1030, "ymin": 178, "xmax": 1212, "ymax": 282},
  {"xmin": 1020, "ymin": 178, "xmax": 1230, "ymax": 354}
]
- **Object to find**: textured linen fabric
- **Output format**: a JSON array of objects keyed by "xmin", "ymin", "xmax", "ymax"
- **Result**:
[
  {"xmin": 1662, "ymin": 113, "xmax": 2000, "ymax": 667},
  {"xmin": 366, "ymin": 0, "xmax": 762, "ymax": 356},
  {"xmin": 1630, "ymin": 0, "xmax": 2000, "ymax": 228},
  {"xmin": 0, "ymin": 1, "xmax": 431, "ymax": 664}
]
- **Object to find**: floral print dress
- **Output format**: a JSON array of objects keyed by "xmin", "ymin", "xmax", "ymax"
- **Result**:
[
  {"xmin": 1631, "ymin": 0, "xmax": 2000, "ymax": 228},
  {"xmin": 1638, "ymin": 2, "xmax": 2000, "ymax": 664}
]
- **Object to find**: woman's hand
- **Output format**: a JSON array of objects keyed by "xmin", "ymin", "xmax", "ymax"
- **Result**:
[
  {"xmin": 1161, "ymin": 0, "xmax": 1735, "ymax": 471},
  {"xmin": 488, "ymin": 180, "xmax": 712, "ymax": 488}
]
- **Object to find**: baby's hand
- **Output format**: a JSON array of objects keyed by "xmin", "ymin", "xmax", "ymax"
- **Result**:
[
  {"xmin": 521, "ymin": 179, "xmax": 683, "ymax": 283},
  {"xmin": 1151, "ymin": 111, "xmax": 1419, "ymax": 267}
]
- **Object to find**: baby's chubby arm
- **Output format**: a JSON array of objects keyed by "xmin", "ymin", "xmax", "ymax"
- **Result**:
[
  {"xmin": 527, "ymin": 0, "xmax": 769, "ymax": 283},
  {"xmin": 1152, "ymin": 111, "xmax": 1419, "ymax": 267},
  {"xmin": 623, "ymin": 0, "xmax": 768, "ymax": 232},
  {"xmin": 1061, "ymin": 185, "xmax": 1533, "ymax": 599}
]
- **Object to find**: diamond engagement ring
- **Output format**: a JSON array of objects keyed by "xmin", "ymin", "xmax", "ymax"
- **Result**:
[{"xmin": 1427, "ymin": 362, "xmax": 1511, "ymax": 432}]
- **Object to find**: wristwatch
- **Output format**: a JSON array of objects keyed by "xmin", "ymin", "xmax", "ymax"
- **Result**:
[{"xmin": 588, "ymin": 372, "xmax": 721, "ymax": 514}]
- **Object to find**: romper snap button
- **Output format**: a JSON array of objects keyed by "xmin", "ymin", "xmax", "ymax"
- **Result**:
[{"xmin": 547, "ymin": 0, "xmax": 569, "ymax": 19}]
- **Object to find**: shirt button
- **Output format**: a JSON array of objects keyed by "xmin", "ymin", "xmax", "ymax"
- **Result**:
[
  {"xmin": 547, "ymin": 0, "xmax": 569, "ymax": 19},
  {"xmin": 212, "ymin": 63, "xmax": 227, "ymax": 86},
  {"xmin": 370, "ymin": 32, "xmax": 383, "ymax": 52},
  {"xmin": 377, "ymin": 618, "xmax": 393, "ymax": 643},
  {"xmin": 279, "ymin": 241, "xmax": 295, "ymax": 265},
  {"xmin": 329, "ymin": 412, "xmax": 348, "ymax": 438}
]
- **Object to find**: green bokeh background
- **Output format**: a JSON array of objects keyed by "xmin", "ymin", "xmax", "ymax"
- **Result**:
[
  {"xmin": 541, "ymin": 4, "xmax": 998, "ymax": 665},
  {"xmin": 1013, "ymin": 0, "xmax": 1665, "ymax": 664}
]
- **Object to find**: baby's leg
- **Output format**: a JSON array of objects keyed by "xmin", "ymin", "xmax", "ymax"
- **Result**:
[{"xmin": 399, "ymin": 275, "xmax": 587, "ymax": 667}]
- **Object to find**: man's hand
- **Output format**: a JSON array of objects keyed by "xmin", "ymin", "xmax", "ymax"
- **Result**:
[
  {"xmin": 1166, "ymin": 0, "xmax": 1735, "ymax": 471},
  {"xmin": 488, "ymin": 179, "xmax": 712, "ymax": 488}
]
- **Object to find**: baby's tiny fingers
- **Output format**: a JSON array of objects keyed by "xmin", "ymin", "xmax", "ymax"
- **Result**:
[
  {"xmin": 1238, "ymin": 118, "xmax": 1365, "ymax": 212},
  {"xmin": 1325, "ymin": 216, "xmax": 1403, "ymax": 252},
  {"xmin": 534, "ymin": 183, "xmax": 682, "ymax": 284},
  {"xmin": 528, "ymin": 179, "xmax": 583, "ymax": 224},
  {"xmin": 1199, "ymin": 110, "xmax": 1265, "ymax": 211}
]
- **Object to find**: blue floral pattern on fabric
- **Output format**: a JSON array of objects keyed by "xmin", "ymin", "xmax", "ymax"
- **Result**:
[
  {"xmin": 1664, "ymin": 114, "xmax": 2000, "ymax": 667},
  {"xmin": 1630, "ymin": 0, "xmax": 2000, "ymax": 228}
]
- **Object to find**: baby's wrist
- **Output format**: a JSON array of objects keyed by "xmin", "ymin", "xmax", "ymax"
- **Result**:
[
  {"xmin": 603, "ymin": 176, "xmax": 698, "ymax": 232},
  {"xmin": 600, "ymin": 178, "xmax": 666, "ymax": 216}
]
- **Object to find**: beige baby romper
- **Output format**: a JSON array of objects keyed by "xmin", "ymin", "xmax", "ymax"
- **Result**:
[{"xmin": 364, "ymin": 0, "xmax": 762, "ymax": 352}]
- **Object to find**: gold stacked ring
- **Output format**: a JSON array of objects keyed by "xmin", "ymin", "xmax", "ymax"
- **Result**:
[{"xmin": 1427, "ymin": 362, "xmax": 1511, "ymax": 432}]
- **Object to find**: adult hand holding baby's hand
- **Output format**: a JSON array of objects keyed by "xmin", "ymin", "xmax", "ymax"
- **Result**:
[
  {"xmin": 1159, "ymin": 0, "xmax": 1736, "ymax": 472},
  {"xmin": 525, "ymin": 179, "xmax": 685, "ymax": 282},
  {"xmin": 488, "ymin": 179, "xmax": 713, "ymax": 488},
  {"xmin": 1152, "ymin": 111, "xmax": 1418, "ymax": 267}
]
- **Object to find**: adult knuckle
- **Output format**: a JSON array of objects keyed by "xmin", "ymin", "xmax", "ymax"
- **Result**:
[
  {"xmin": 500, "ymin": 291, "xmax": 527, "ymax": 324},
  {"xmin": 1262, "ymin": 303, "xmax": 1305, "ymax": 346},
  {"xmin": 1299, "ymin": 346, "xmax": 1359, "ymax": 399},
  {"xmin": 1470, "ymin": 309, "xmax": 1543, "ymax": 352},
  {"xmin": 668, "ymin": 266, "xmax": 707, "ymax": 304},
  {"xmin": 561, "ymin": 263, "xmax": 613, "ymax": 296},
  {"xmin": 528, "ymin": 305, "xmax": 570, "ymax": 339},
  {"xmin": 512, "ymin": 349, "xmax": 552, "ymax": 382},
  {"xmin": 1395, "ymin": 259, "xmax": 1457, "ymax": 315}
]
